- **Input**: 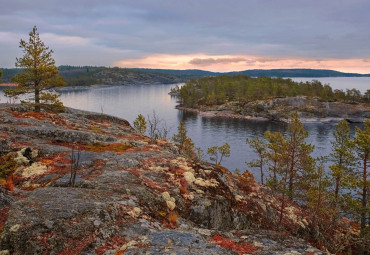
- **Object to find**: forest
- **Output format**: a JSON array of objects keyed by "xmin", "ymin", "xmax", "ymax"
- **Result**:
[{"xmin": 179, "ymin": 75, "xmax": 370, "ymax": 107}]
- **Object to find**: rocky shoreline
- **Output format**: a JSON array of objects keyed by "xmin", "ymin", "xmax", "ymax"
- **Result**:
[
  {"xmin": 0, "ymin": 104, "xmax": 360, "ymax": 254},
  {"xmin": 176, "ymin": 96, "xmax": 370, "ymax": 123}
]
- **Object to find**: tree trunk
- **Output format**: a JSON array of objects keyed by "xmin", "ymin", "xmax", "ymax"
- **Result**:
[
  {"xmin": 334, "ymin": 176, "xmax": 340, "ymax": 201},
  {"xmin": 35, "ymin": 87, "xmax": 40, "ymax": 112},
  {"xmin": 279, "ymin": 169, "xmax": 289, "ymax": 224},
  {"xmin": 334, "ymin": 157, "xmax": 343, "ymax": 201},
  {"xmin": 360, "ymin": 154, "xmax": 368, "ymax": 232},
  {"xmin": 288, "ymin": 166, "xmax": 294, "ymax": 200},
  {"xmin": 288, "ymin": 141, "xmax": 295, "ymax": 200},
  {"xmin": 260, "ymin": 158, "xmax": 264, "ymax": 185},
  {"xmin": 272, "ymin": 161, "xmax": 277, "ymax": 191}
]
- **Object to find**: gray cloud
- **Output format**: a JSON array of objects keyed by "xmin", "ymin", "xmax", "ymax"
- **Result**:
[
  {"xmin": 1, "ymin": 0, "xmax": 370, "ymax": 68},
  {"xmin": 189, "ymin": 57, "xmax": 245, "ymax": 66}
]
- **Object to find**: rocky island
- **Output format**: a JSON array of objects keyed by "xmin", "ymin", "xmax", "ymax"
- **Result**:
[
  {"xmin": 177, "ymin": 96, "xmax": 370, "ymax": 123},
  {"xmin": 176, "ymin": 75, "xmax": 370, "ymax": 123},
  {"xmin": 0, "ymin": 104, "xmax": 363, "ymax": 254}
]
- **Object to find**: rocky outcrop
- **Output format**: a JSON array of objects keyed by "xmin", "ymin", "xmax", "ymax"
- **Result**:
[
  {"xmin": 0, "ymin": 104, "xmax": 355, "ymax": 254},
  {"xmin": 179, "ymin": 97, "xmax": 370, "ymax": 123}
]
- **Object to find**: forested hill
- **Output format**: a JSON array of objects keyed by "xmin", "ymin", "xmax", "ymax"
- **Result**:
[
  {"xmin": 134, "ymin": 68, "xmax": 370, "ymax": 78},
  {"xmin": 132, "ymin": 68, "xmax": 219, "ymax": 79},
  {"xmin": 0, "ymin": 66, "xmax": 183, "ymax": 86}
]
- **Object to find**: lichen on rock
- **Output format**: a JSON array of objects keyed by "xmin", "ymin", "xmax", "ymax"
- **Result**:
[
  {"xmin": 20, "ymin": 162, "xmax": 48, "ymax": 178},
  {"xmin": 0, "ymin": 105, "xmax": 355, "ymax": 254}
]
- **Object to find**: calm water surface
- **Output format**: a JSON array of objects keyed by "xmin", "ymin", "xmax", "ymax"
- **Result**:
[
  {"xmin": 56, "ymin": 84, "xmax": 362, "ymax": 181},
  {"xmin": 0, "ymin": 78, "xmax": 365, "ymax": 181}
]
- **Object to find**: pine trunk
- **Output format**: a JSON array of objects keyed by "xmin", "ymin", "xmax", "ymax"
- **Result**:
[
  {"xmin": 360, "ymin": 154, "xmax": 368, "ymax": 232},
  {"xmin": 35, "ymin": 87, "xmax": 40, "ymax": 112},
  {"xmin": 334, "ymin": 176, "xmax": 340, "ymax": 201},
  {"xmin": 260, "ymin": 158, "xmax": 264, "ymax": 185}
]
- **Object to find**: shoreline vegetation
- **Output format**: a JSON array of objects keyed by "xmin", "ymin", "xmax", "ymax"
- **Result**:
[{"xmin": 175, "ymin": 75, "xmax": 370, "ymax": 123}]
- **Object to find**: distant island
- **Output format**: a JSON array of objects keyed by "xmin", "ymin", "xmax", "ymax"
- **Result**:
[
  {"xmin": 133, "ymin": 67, "xmax": 370, "ymax": 78},
  {"xmin": 176, "ymin": 75, "xmax": 370, "ymax": 122},
  {"xmin": 1, "ymin": 66, "xmax": 369, "ymax": 87}
]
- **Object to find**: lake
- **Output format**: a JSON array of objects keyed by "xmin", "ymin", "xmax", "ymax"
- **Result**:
[{"xmin": 0, "ymin": 77, "xmax": 366, "ymax": 182}]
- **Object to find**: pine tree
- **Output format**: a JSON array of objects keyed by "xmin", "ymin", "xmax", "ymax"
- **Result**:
[
  {"xmin": 218, "ymin": 143, "xmax": 231, "ymax": 165},
  {"xmin": 264, "ymin": 131, "xmax": 289, "ymax": 191},
  {"xmin": 286, "ymin": 112, "xmax": 315, "ymax": 200},
  {"xmin": 172, "ymin": 121, "xmax": 188, "ymax": 150},
  {"xmin": 4, "ymin": 26, "xmax": 65, "ymax": 112},
  {"xmin": 329, "ymin": 120, "xmax": 355, "ymax": 201},
  {"xmin": 133, "ymin": 114, "xmax": 147, "ymax": 134},
  {"xmin": 172, "ymin": 121, "xmax": 194, "ymax": 158},
  {"xmin": 306, "ymin": 159, "xmax": 334, "ymax": 235},
  {"xmin": 207, "ymin": 143, "xmax": 230, "ymax": 165},
  {"xmin": 246, "ymin": 137, "xmax": 267, "ymax": 184},
  {"xmin": 352, "ymin": 119, "xmax": 370, "ymax": 242}
]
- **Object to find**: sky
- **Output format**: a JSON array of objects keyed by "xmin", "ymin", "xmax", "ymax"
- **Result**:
[{"xmin": 1, "ymin": 0, "xmax": 370, "ymax": 73}]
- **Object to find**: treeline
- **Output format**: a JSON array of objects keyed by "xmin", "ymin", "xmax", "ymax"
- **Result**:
[
  {"xmin": 0, "ymin": 66, "xmax": 100, "ymax": 85},
  {"xmin": 0, "ymin": 66, "xmax": 182, "ymax": 86},
  {"xmin": 0, "ymin": 68, "xmax": 22, "ymax": 82},
  {"xmin": 59, "ymin": 66, "xmax": 101, "ymax": 86},
  {"xmin": 246, "ymin": 115, "xmax": 369, "ymax": 253},
  {"xmin": 179, "ymin": 75, "xmax": 370, "ymax": 107}
]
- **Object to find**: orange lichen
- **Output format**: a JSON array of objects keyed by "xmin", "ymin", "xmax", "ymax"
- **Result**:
[
  {"xmin": 57, "ymin": 233, "xmax": 95, "ymax": 255},
  {"xmin": 179, "ymin": 178, "xmax": 189, "ymax": 195},
  {"xmin": 142, "ymin": 177, "xmax": 166, "ymax": 192},
  {"xmin": 23, "ymin": 112, "xmax": 47, "ymax": 120},
  {"xmin": 4, "ymin": 175, "xmax": 14, "ymax": 191},
  {"xmin": 238, "ymin": 170, "xmax": 256, "ymax": 193},
  {"xmin": 212, "ymin": 235, "xmax": 259, "ymax": 254},
  {"xmin": 128, "ymin": 168, "xmax": 141, "ymax": 177},
  {"xmin": 167, "ymin": 211, "xmax": 179, "ymax": 225}
]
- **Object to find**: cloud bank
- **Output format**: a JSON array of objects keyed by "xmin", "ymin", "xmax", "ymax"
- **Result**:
[{"xmin": 1, "ymin": 0, "xmax": 370, "ymax": 73}]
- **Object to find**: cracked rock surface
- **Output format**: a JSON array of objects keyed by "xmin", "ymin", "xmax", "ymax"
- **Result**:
[{"xmin": 0, "ymin": 104, "xmax": 341, "ymax": 254}]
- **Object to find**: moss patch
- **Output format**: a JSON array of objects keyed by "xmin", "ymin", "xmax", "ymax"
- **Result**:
[
  {"xmin": 0, "ymin": 154, "xmax": 17, "ymax": 182},
  {"xmin": 85, "ymin": 142, "xmax": 132, "ymax": 153}
]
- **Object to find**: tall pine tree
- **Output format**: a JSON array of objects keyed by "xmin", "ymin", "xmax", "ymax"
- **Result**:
[
  {"xmin": 246, "ymin": 137, "xmax": 267, "ymax": 184},
  {"xmin": 329, "ymin": 120, "xmax": 355, "ymax": 201},
  {"xmin": 286, "ymin": 112, "xmax": 315, "ymax": 200},
  {"xmin": 352, "ymin": 119, "xmax": 370, "ymax": 243},
  {"xmin": 5, "ymin": 26, "xmax": 65, "ymax": 112}
]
